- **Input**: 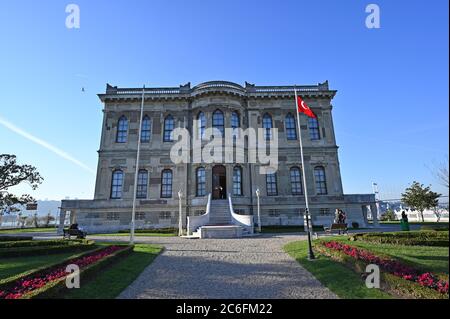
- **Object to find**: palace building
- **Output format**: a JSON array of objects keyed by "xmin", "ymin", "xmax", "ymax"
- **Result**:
[{"xmin": 59, "ymin": 81, "xmax": 377, "ymax": 236}]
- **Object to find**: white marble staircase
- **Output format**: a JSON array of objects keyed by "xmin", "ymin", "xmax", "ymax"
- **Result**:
[{"xmin": 187, "ymin": 194, "xmax": 254, "ymax": 239}]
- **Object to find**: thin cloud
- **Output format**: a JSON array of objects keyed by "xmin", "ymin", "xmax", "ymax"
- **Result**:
[{"xmin": 0, "ymin": 115, "xmax": 96, "ymax": 175}]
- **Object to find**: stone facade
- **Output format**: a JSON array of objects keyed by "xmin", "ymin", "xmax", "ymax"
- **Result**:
[{"xmin": 60, "ymin": 81, "xmax": 376, "ymax": 233}]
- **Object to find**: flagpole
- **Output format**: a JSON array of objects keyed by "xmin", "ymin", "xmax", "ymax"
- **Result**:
[
  {"xmin": 130, "ymin": 85, "xmax": 145, "ymax": 245},
  {"xmin": 294, "ymin": 86, "xmax": 315, "ymax": 260}
]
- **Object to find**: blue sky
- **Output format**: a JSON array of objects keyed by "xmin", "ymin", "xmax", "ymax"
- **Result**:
[{"xmin": 0, "ymin": 0, "xmax": 448, "ymax": 201}]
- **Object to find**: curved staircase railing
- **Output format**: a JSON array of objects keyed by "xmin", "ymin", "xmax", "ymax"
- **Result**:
[
  {"xmin": 187, "ymin": 193, "xmax": 211, "ymax": 235},
  {"xmin": 228, "ymin": 194, "xmax": 254, "ymax": 234}
]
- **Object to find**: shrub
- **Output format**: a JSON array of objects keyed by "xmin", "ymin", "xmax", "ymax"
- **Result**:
[
  {"xmin": 421, "ymin": 225, "xmax": 449, "ymax": 231},
  {"xmin": 0, "ymin": 236, "xmax": 33, "ymax": 242},
  {"xmin": 319, "ymin": 241, "xmax": 448, "ymax": 297},
  {"xmin": 381, "ymin": 210, "xmax": 397, "ymax": 221},
  {"xmin": 0, "ymin": 245, "xmax": 132, "ymax": 299},
  {"xmin": 0, "ymin": 239, "xmax": 88, "ymax": 249},
  {"xmin": 0, "ymin": 241, "xmax": 95, "ymax": 258},
  {"xmin": 351, "ymin": 222, "xmax": 359, "ymax": 229},
  {"xmin": 349, "ymin": 230, "xmax": 449, "ymax": 247},
  {"xmin": 118, "ymin": 228, "xmax": 177, "ymax": 234}
]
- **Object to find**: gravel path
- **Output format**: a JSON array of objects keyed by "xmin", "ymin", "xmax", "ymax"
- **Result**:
[{"xmin": 91, "ymin": 234, "xmax": 338, "ymax": 299}]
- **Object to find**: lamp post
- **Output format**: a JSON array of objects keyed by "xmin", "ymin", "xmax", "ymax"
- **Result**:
[
  {"xmin": 256, "ymin": 189, "xmax": 262, "ymax": 233},
  {"xmin": 178, "ymin": 190, "xmax": 183, "ymax": 237}
]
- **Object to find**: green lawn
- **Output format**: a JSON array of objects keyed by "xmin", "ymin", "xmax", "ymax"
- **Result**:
[
  {"xmin": 0, "ymin": 250, "xmax": 94, "ymax": 283},
  {"xmin": 285, "ymin": 233, "xmax": 449, "ymax": 299},
  {"xmin": 284, "ymin": 240, "xmax": 391, "ymax": 299},
  {"xmin": 332, "ymin": 237, "xmax": 449, "ymax": 275},
  {"xmin": 0, "ymin": 227, "xmax": 56, "ymax": 234},
  {"xmin": 62, "ymin": 243, "xmax": 162, "ymax": 299}
]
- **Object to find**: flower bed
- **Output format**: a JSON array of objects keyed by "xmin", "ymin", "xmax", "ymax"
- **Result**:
[
  {"xmin": 319, "ymin": 241, "xmax": 448, "ymax": 297},
  {"xmin": 0, "ymin": 245, "xmax": 130, "ymax": 299}
]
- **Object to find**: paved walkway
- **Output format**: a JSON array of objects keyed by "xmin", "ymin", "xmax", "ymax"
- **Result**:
[{"xmin": 87, "ymin": 234, "xmax": 337, "ymax": 299}]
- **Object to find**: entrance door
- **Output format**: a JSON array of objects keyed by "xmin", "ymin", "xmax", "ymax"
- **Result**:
[{"xmin": 212, "ymin": 165, "xmax": 226, "ymax": 200}]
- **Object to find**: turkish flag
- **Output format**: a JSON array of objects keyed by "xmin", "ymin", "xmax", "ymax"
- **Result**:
[{"xmin": 297, "ymin": 96, "xmax": 317, "ymax": 118}]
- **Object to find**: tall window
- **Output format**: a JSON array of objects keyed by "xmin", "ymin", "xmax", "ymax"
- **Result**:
[
  {"xmin": 161, "ymin": 169, "xmax": 173, "ymax": 198},
  {"xmin": 233, "ymin": 166, "xmax": 243, "ymax": 196},
  {"xmin": 308, "ymin": 117, "xmax": 321, "ymax": 140},
  {"xmin": 290, "ymin": 167, "xmax": 303, "ymax": 195},
  {"xmin": 263, "ymin": 113, "xmax": 273, "ymax": 141},
  {"xmin": 116, "ymin": 116, "xmax": 128, "ymax": 143},
  {"xmin": 196, "ymin": 167, "xmax": 206, "ymax": 196},
  {"xmin": 285, "ymin": 113, "xmax": 297, "ymax": 140},
  {"xmin": 141, "ymin": 116, "xmax": 151, "ymax": 143},
  {"xmin": 314, "ymin": 166, "xmax": 328, "ymax": 195},
  {"xmin": 163, "ymin": 115, "xmax": 174, "ymax": 142},
  {"xmin": 212, "ymin": 110, "xmax": 224, "ymax": 137},
  {"xmin": 266, "ymin": 173, "xmax": 278, "ymax": 196},
  {"xmin": 110, "ymin": 170, "xmax": 124, "ymax": 199},
  {"xmin": 136, "ymin": 169, "xmax": 148, "ymax": 199},
  {"xmin": 197, "ymin": 112, "xmax": 206, "ymax": 139},
  {"xmin": 231, "ymin": 111, "xmax": 240, "ymax": 139}
]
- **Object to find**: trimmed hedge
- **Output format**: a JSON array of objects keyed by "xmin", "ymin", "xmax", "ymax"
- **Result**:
[
  {"xmin": 315, "ymin": 243, "xmax": 447, "ymax": 299},
  {"xmin": 25, "ymin": 245, "xmax": 133, "ymax": 299},
  {"xmin": 118, "ymin": 228, "xmax": 177, "ymax": 234},
  {"xmin": 0, "ymin": 236, "xmax": 33, "ymax": 242},
  {"xmin": 0, "ymin": 239, "xmax": 89, "ymax": 249},
  {"xmin": 0, "ymin": 241, "xmax": 95, "ymax": 258},
  {"xmin": 349, "ymin": 230, "xmax": 449, "ymax": 247}
]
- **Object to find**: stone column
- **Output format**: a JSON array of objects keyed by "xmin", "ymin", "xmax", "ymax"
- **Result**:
[{"xmin": 57, "ymin": 209, "xmax": 67, "ymax": 235}]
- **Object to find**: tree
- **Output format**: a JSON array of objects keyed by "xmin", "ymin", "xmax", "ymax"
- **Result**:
[
  {"xmin": 0, "ymin": 154, "xmax": 43, "ymax": 214},
  {"xmin": 401, "ymin": 181, "xmax": 441, "ymax": 222},
  {"xmin": 433, "ymin": 156, "xmax": 449, "ymax": 189},
  {"xmin": 381, "ymin": 209, "xmax": 397, "ymax": 221}
]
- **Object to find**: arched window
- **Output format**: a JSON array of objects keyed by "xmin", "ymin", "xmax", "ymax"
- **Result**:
[
  {"xmin": 163, "ymin": 115, "xmax": 174, "ymax": 142},
  {"xmin": 212, "ymin": 110, "xmax": 224, "ymax": 137},
  {"xmin": 161, "ymin": 169, "xmax": 173, "ymax": 198},
  {"xmin": 309, "ymin": 117, "xmax": 321, "ymax": 141},
  {"xmin": 136, "ymin": 169, "xmax": 148, "ymax": 199},
  {"xmin": 141, "ymin": 115, "xmax": 151, "ymax": 143},
  {"xmin": 263, "ymin": 113, "xmax": 273, "ymax": 141},
  {"xmin": 231, "ymin": 111, "xmax": 240, "ymax": 140},
  {"xmin": 196, "ymin": 167, "xmax": 206, "ymax": 196},
  {"xmin": 290, "ymin": 167, "xmax": 303, "ymax": 195},
  {"xmin": 197, "ymin": 112, "xmax": 206, "ymax": 139},
  {"xmin": 285, "ymin": 113, "xmax": 297, "ymax": 140},
  {"xmin": 110, "ymin": 170, "xmax": 124, "ymax": 199},
  {"xmin": 266, "ymin": 172, "xmax": 278, "ymax": 196},
  {"xmin": 233, "ymin": 166, "xmax": 243, "ymax": 196},
  {"xmin": 314, "ymin": 166, "xmax": 328, "ymax": 195},
  {"xmin": 116, "ymin": 116, "xmax": 128, "ymax": 143}
]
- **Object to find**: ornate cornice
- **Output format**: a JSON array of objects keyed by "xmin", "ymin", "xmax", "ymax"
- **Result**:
[{"xmin": 98, "ymin": 80, "xmax": 337, "ymax": 103}]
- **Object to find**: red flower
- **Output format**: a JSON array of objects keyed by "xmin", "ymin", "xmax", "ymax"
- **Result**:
[{"xmin": 322, "ymin": 241, "xmax": 448, "ymax": 295}]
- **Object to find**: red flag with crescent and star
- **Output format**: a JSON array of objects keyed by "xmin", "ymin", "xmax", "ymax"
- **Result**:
[{"xmin": 296, "ymin": 95, "xmax": 317, "ymax": 119}]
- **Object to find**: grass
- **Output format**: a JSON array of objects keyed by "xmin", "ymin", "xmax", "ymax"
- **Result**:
[
  {"xmin": 0, "ymin": 250, "xmax": 94, "ymax": 283},
  {"xmin": 62, "ymin": 243, "xmax": 162, "ymax": 299},
  {"xmin": 0, "ymin": 227, "xmax": 56, "ymax": 234},
  {"xmin": 333, "ymin": 237, "xmax": 449, "ymax": 275},
  {"xmin": 284, "ymin": 240, "xmax": 391, "ymax": 299}
]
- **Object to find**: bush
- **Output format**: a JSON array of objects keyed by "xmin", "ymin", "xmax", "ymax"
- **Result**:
[
  {"xmin": 0, "ymin": 236, "xmax": 33, "ymax": 242},
  {"xmin": 0, "ymin": 241, "xmax": 95, "ymax": 258},
  {"xmin": 381, "ymin": 210, "xmax": 397, "ymax": 221},
  {"xmin": 349, "ymin": 230, "xmax": 449, "ymax": 247},
  {"xmin": 118, "ymin": 228, "xmax": 177, "ymax": 234},
  {"xmin": 351, "ymin": 222, "xmax": 359, "ymax": 229},
  {"xmin": 421, "ymin": 225, "xmax": 449, "ymax": 231},
  {"xmin": 0, "ymin": 239, "xmax": 88, "ymax": 249}
]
